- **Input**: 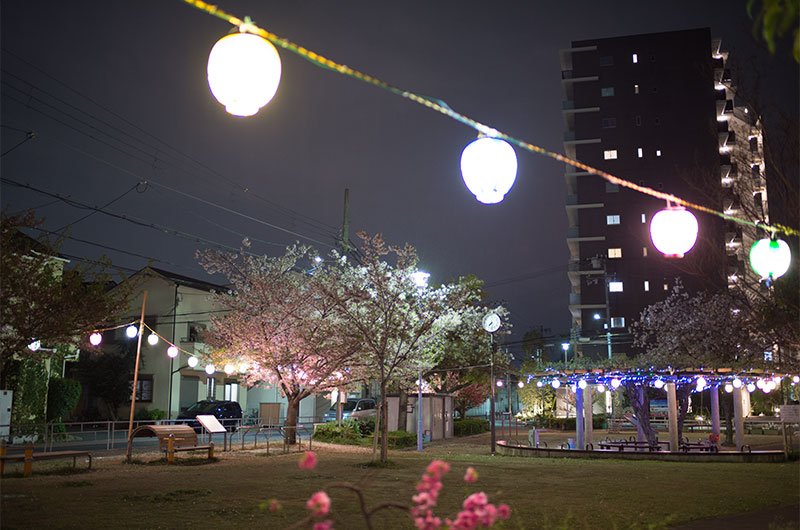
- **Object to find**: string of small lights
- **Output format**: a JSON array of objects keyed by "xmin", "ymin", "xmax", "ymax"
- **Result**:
[{"xmin": 181, "ymin": 0, "xmax": 798, "ymax": 240}]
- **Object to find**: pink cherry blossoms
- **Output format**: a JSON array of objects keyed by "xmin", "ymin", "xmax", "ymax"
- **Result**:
[
  {"xmin": 306, "ymin": 491, "xmax": 331, "ymax": 517},
  {"xmin": 299, "ymin": 451, "xmax": 317, "ymax": 470}
]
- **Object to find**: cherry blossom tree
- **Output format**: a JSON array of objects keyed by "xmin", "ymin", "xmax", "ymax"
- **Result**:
[
  {"xmin": 454, "ymin": 383, "xmax": 491, "ymax": 419},
  {"xmin": 321, "ymin": 233, "xmax": 480, "ymax": 462},
  {"xmin": 197, "ymin": 243, "xmax": 363, "ymax": 445}
]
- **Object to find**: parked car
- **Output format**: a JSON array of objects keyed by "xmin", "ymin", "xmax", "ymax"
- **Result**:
[
  {"xmin": 177, "ymin": 400, "xmax": 243, "ymax": 431},
  {"xmin": 323, "ymin": 398, "xmax": 377, "ymax": 422}
]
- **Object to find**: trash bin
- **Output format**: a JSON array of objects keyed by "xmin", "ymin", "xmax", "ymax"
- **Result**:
[
  {"xmin": 567, "ymin": 437, "xmax": 575, "ymax": 449},
  {"xmin": 423, "ymin": 430, "xmax": 432, "ymax": 443},
  {"xmin": 528, "ymin": 428, "xmax": 539, "ymax": 447}
]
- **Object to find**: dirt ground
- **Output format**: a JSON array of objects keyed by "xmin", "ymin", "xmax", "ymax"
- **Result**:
[{"xmin": 1, "ymin": 430, "xmax": 797, "ymax": 529}]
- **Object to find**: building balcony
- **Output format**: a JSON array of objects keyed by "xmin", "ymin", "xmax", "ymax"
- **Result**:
[{"xmin": 564, "ymin": 130, "xmax": 576, "ymax": 142}]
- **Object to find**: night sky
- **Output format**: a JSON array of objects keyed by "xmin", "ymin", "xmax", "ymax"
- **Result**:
[{"xmin": 2, "ymin": 1, "xmax": 797, "ymax": 354}]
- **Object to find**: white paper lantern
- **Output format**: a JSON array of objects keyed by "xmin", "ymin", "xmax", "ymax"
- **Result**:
[
  {"xmin": 650, "ymin": 206, "xmax": 698, "ymax": 258},
  {"xmin": 167, "ymin": 346, "xmax": 179, "ymax": 358},
  {"xmin": 460, "ymin": 137, "xmax": 517, "ymax": 204},
  {"xmin": 749, "ymin": 238, "xmax": 791, "ymax": 279},
  {"xmin": 207, "ymin": 32, "xmax": 282, "ymax": 117},
  {"xmin": 89, "ymin": 332, "xmax": 102, "ymax": 346}
]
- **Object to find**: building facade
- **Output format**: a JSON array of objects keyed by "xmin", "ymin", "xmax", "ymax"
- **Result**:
[{"xmin": 560, "ymin": 28, "xmax": 767, "ymax": 358}]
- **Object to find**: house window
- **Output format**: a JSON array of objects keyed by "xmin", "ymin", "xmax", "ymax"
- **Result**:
[
  {"xmin": 635, "ymin": 115, "xmax": 642, "ymax": 126},
  {"xmin": 611, "ymin": 317, "xmax": 625, "ymax": 328},
  {"xmin": 632, "ymin": 53, "xmax": 638, "ymax": 63},
  {"xmin": 663, "ymin": 283, "xmax": 669, "ymax": 291},
  {"xmin": 643, "ymin": 247, "xmax": 648, "ymax": 257},
  {"xmin": 604, "ymin": 149, "xmax": 618, "ymax": 160},
  {"xmin": 609, "ymin": 281, "xmax": 623, "ymax": 292},
  {"xmin": 602, "ymin": 117, "xmax": 617, "ymax": 128},
  {"xmin": 131, "ymin": 375, "xmax": 153, "ymax": 402},
  {"xmin": 634, "ymin": 84, "xmax": 639, "ymax": 94},
  {"xmin": 599, "ymin": 55, "xmax": 614, "ymax": 66},
  {"xmin": 606, "ymin": 215, "xmax": 620, "ymax": 225},
  {"xmin": 224, "ymin": 382, "xmax": 239, "ymax": 401},
  {"xmin": 608, "ymin": 248, "xmax": 622, "ymax": 258},
  {"xmin": 601, "ymin": 87, "xmax": 615, "ymax": 97},
  {"xmin": 644, "ymin": 281, "xmax": 650, "ymax": 291},
  {"xmin": 641, "ymin": 213, "xmax": 646, "ymax": 223},
  {"xmin": 637, "ymin": 147, "xmax": 643, "ymax": 158},
  {"xmin": 656, "ymin": 149, "xmax": 662, "ymax": 157}
]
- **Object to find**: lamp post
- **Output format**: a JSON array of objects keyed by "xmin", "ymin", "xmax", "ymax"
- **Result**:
[
  {"xmin": 482, "ymin": 312, "xmax": 501, "ymax": 453},
  {"xmin": 561, "ymin": 342, "xmax": 569, "ymax": 364}
]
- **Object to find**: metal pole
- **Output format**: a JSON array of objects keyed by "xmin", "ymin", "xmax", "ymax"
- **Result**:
[
  {"xmin": 490, "ymin": 335, "xmax": 496, "ymax": 453},
  {"xmin": 168, "ymin": 285, "xmax": 178, "ymax": 420},
  {"xmin": 126, "ymin": 291, "xmax": 147, "ymax": 460},
  {"xmin": 417, "ymin": 369, "xmax": 423, "ymax": 452}
]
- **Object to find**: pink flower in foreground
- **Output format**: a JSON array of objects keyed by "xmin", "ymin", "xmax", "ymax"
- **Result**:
[
  {"xmin": 268, "ymin": 499, "xmax": 281, "ymax": 512},
  {"xmin": 498, "ymin": 504, "xmax": 511, "ymax": 519},
  {"xmin": 463, "ymin": 467, "xmax": 478, "ymax": 483},
  {"xmin": 426, "ymin": 460, "xmax": 450, "ymax": 477},
  {"xmin": 306, "ymin": 491, "xmax": 331, "ymax": 517},
  {"xmin": 414, "ymin": 510, "xmax": 442, "ymax": 530},
  {"xmin": 313, "ymin": 520, "xmax": 334, "ymax": 530},
  {"xmin": 299, "ymin": 451, "xmax": 317, "ymax": 470},
  {"xmin": 462, "ymin": 492, "xmax": 488, "ymax": 511}
]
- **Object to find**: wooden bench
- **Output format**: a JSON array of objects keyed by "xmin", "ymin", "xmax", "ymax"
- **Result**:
[
  {"xmin": 128, "ymin": 425, "xmax": 214, "ymax": 463},
  {"xmin": 0, "ymin": 440, "xmax": 91, "ymax": 477}
]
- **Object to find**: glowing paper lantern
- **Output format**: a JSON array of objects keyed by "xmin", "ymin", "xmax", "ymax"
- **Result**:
[
  {"xmin": 695, "ymin": 376, "xmax": 707, "ymax": 391},
  {"xmin": 732, "ymin": 378, "xmax": 743, "ymax": 389},
  {"xmin": 610, "ymin": 378, "xmax": 621, "ymax": 390},
  {"xmin": 749, "ymin": 238, "xmax": 791, "ymax": 279},
  {"xmin": 167, "ymin": 346, "xmax": 179, "ymax": 358},
  {"xmin": 147, "ymin": 333, "xmax": 159, "ymax": 346},
  {"xmin": 746, "ymin": 382, "xmax": 756, "ymax": 393},
  {"xmin": 578, "ymin": 379, "xmax": 587, "ymax": 390},
  {"xmin": 496, "ymin": 380, "xmax": 504, "ymax": 388},
  {"xmin": 205, "ymin": 364, "xmax": 216, "ymax": 375},
  {"xmin": 126, "ymin": 325, "xmax": 138, "ymax": 338},
  {"xmin": 207, "ymin": 32, "xmax": 282, "ymax": 117},
  {"xmin": 724, "ymin": 383, "xmax": 733, "ymax": 393},
  {"xmin": 551, "ymin": 379, "xmax": 561, "ymax": 389},
  {"xmin": 460, "ymin": 137, "xmax": 518, "ymax": 204},
  {"xmin": 89, "ymin": 332, "xmax": 102, "ymax": 346},
  {"xmin": 536, "ymin": 381, "xmax": 544, "ymax": 388},
  {"xmin": 793, "ymin": 375, "xmax": 800, "ymax": 384},
  {"xmin": 224, "ymin": 364, "xmax": 235, "ymax": 375},
  {"xmin": 596, "ymin": 384, "xmax": 606, "ymax": 393},
  {"xmin": 517, "ymin": 381, "xmax": 524, "ymax": 389},
  {"xmin": 188, "ymin": 356, "xmax": 199, "ymax": 368},
  {"xmin": 28, "ymin": 340, "xmax": 41, "ymax": 352},
  {"xmin": 649, "ymin": 206, "xmax": 698, "ymax": 258},
  {"xmin": 238, "ymin": 362, "xmax": 249, "ymax": 373},
  {"xmin": 653, "ymin": 379, "xmax": 665, "ymax": 389}
]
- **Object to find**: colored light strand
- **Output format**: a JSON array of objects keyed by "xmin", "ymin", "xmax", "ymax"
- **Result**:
[{"xmin": 180, "ymin": 0, "xmax": 799, "ymax": 238}]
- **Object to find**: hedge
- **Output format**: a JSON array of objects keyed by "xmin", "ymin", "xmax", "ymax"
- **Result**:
[{"xmin": 454, "ymin": 418, "xmax": 489, "ymax": 436}]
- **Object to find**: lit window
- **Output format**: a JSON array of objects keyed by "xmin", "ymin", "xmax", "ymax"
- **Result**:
[
  {"xmin": 604, "ymin": 150, "xmax": 618, "ymax": 160},
  {"xmin": 641, "ymin": 213, "xmax": 646, "ymax": 223},
  {"xmin": 663, "ymin": 283, "xmax": 669, "ymax": 291},
  {"xmin": 644, "ymin": 281, "xmax": 650, "ymax": 291},
  {"xmin": 601, "ymin": 87, "xmax": 615, "ymax": 97},
  {"xmin": 656, "ymin": 149, "xmax": 662, "ymax": 157},
  {"xmin": 611, "ymin": 317, "xmax": 625, "ymax": 328},
  {"xmin": 608, "ymin": 248, "xmax": 622, "ymax": 258},
  {"xmin": 609, "ymin": 281, "xmax": 623, "ymax": 292},
  {"xmin": 606, "ymin": 215, "xmax": 620, "ymax": 225},
  {"xmin": 634, "ymin": 84, "xmax": 639, "ymax": 94},
  {"xmin": 643, "ymin": 247, "xmax": 648, "ymax": 257},
  {"xmin": 632, "ymin": 53, "xmax": 638, "ymax": 63},
  {"xmin": 637, "ymin": 147, "xmax": 643, "ymax": 158}
]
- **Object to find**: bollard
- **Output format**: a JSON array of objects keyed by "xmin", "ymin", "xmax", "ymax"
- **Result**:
[
  {"xmin": 209, "ymin": 441, "xmax": 215, "ymax": 459},
  {"xmin": 23, "ymin": 442, "xmax": 34, "ymax": 477},
  {"xmin": 167, "ymin": 434, "xmax": 175, "ymax": 464}
]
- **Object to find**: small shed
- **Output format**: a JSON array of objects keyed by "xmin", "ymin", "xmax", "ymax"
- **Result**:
[{"xmin": 386, "ymin": 394, "xmax": 454, "ymax": 440}]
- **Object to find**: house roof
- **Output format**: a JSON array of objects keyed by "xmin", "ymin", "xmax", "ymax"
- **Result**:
[{"xmin": 133, "ymin": 266, "xmax": 230, "ymax": 293}]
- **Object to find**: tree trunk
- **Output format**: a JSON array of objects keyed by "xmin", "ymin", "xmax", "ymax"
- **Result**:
[
  {"xmin": 624, "ymin": 382, "xmax": 658, "ymax": 445},
  {"xmin": 398, "ymin": 390, "xmax": 408, "ymax": 432},
  {"xmin": 285, "ymin": 397, "xmax": 300, "ymax": 446},
  {"xmin": 380, "ymin": 381, "xmax": 389, "ymax": 462}
]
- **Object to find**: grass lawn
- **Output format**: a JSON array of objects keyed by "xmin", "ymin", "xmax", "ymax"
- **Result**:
[{"xmin": 1, "ymin": 432, "xmax": 797, "ymax": 529}]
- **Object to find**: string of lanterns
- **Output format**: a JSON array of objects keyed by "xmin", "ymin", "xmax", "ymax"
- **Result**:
[{"xmin": 186, "ymin": 1, "xmax": 796, "ymax": 280}]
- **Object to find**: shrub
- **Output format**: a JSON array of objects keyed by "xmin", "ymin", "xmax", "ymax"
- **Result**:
[
  {"xmin": 46, "ymin": 376, "xmax": 82, "ymax": 422},
  {"xmin": 150, "ymin": 409, "xmax": 166, "ymax": 421},
  {"xmin": 313, "ymin": 420, "xmax": 362, "ymax": 443},
  {"xmin": 357, "ymin": 417, "xmax": 375, "ymax": 436},
  {"xmin": 454, "ymin": 418, "xmax": 489, "ymax": 436},
  {"xmin": 386, "ymin": 430, "xmax": 415, "ymax": 449}
]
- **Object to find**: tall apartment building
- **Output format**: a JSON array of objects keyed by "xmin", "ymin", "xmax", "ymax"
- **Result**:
[{"xmin": 560, "ymin": 28, "xmax": 768, "ymax": 358}]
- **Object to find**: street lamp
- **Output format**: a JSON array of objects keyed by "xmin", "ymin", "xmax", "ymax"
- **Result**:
[
  {"xmin": 483, "ymin": 312, "xmax": 502, "ymax": 453},
  {"xmin": 561, "ymin": 342, "xmax": 569, "ymax": 364}
]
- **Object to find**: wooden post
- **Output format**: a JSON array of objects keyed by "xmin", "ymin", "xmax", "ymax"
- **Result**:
[
  {"xmin": 23, "ymin": 442, "xmax": 33, "ymax": 477},
  {"xmin": 666, "ymin": 382, "xmax": 679, "ymax": 453},
  {"xmin": 167, "ymin": 434, "xmax": 175, "ymax": 464},
  {"xmin": 126, "ymin": 291, "xmax": 148, "ymax": 461}
]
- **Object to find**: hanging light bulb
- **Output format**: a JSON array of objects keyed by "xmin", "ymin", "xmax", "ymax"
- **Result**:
[
  {"xmin": 460, "ymin": 136, "xmax": 518, "ymax": 204},
  {"xmin": 207, "ymin": 30, "xmax": 282, "ymax": 117},
  {"xmin": 126, "ymin": 325, "xmax": 138, "ymax": 338},
  {"xmin": 749, "ymin": 237, "xmax": 791, "ymax": 280},
  {"xmin": 610, "ymin": 378, "xmax": 621, "ymax": 390},
  {"xmin": 238, "ymin": 362, "xmax": 249, "ymax": 373},
  {"xmin": 649, "ymin": 204, "xmax": 699, "ymax": 258},
  {"xmin": 224, "ymin": 363, "xmax": 235, "ymax": 375},
  {"xmin": 89, "ymin": 332, "xmax": 102, "ymax": 346},
  {"xmin": 496, "ymin": 380, "xmax": 504, "ymax": 388},
  {"xmin": 578, "ymin": 379, "xmax": 587, "ymax": 390},
  {"xmin": 695, "ymin": 377, "xmax": 707, "ymax": 391},
  {"xmin": 653, "ymin": 379, "xmax": 665, "ymax": 389},
  {"xmin": 596, "ymin": 384, "xmax": 606, "ymax": 393},
  {"xmin": 167, "ymin": 346, "xmax": 179, "ymax": 358},
  {"xmin": 147, "ymin": 333, "xmax": 159, "ymax": 346},
  {"xmin": 517, "ymin": 381, "xmax": 524, "ymax": 389},
  {"xmin": 205, "ymin": 364, "xmax": 216, "ymax": 375},
  {"xmin": 746, "ymin": 382, "xmax": 756, "ymax": 393},
  {"xmin": 551, "ymin": 379, "xmax": 561, "ymax": 389},
  {"xmin": 188, "ymin": 356, "xmax": 199, "ymax": 368},
  {"xmin": 732, "ymin": 377, "xmax": 743, "ymax": 389},
  {"xmin": 724, "ymin": 383, "xmax": 733, "ymax": 393},
  {"xmin": 536, "ymin": 380, "xmax": 544, "ymax": 388},
  {"xmin": 793, "ymin": 375, "xmax": 800, "ymax": 384}
]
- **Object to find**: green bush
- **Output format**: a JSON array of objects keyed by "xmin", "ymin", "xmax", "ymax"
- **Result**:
[
  {"xmin": 313, "ymin": 420, "xmax": 363, "ymax": 443},
  {"xmin": 46, "ymin": 377, "xmax": 82, "ymax": 422},
  {"xmin": 454, "ymin": 418, "xmax": 489, "ymax": 436},
  {"xmin": 133, "ymin": 407, "xmax": 153, "ymax": 421},
  {"xmin": 150, "ymin": 409, "xmax": 166, "ymax": 421},
  {"xmin": 386, "ymin": 430, "xmax": 415, "ymax": 448},
  {"xmin": 529, "ymin": 414, "xmax": 607, "ymax": 430},
  {"xmin": 357, "ymin": 417, "xmax": 375, "ymax": 436}
]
